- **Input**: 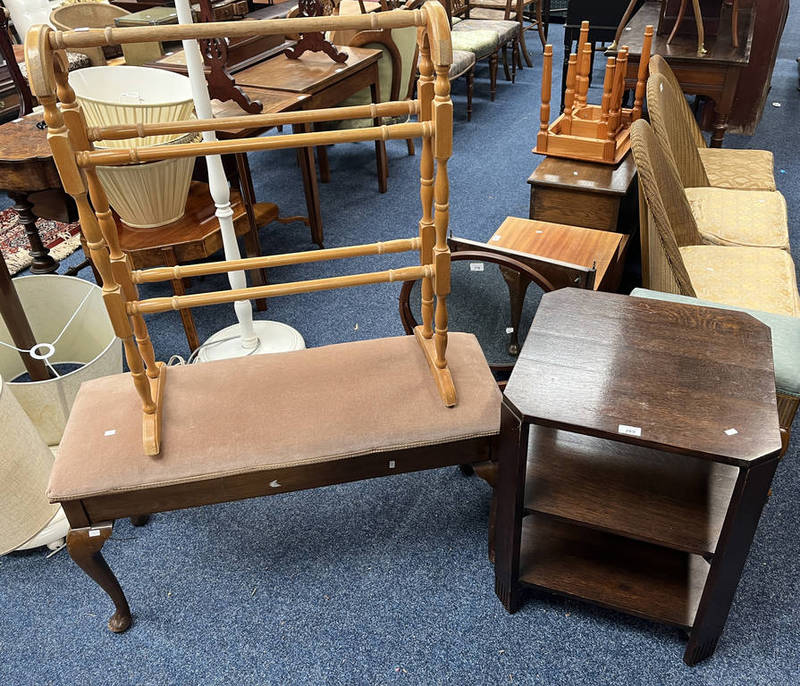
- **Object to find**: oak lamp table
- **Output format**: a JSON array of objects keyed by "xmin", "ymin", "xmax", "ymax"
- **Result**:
[
  {"xmin": 527, "ymin": 153, "xmax": 639, "ymax": 233},
  {"xmin": 0, "ymin": 114, "xmax": 62, "ymax": 274},
  {"xmin": 495, "ymin": 289, "xmax": 782, "ymax": 665}
]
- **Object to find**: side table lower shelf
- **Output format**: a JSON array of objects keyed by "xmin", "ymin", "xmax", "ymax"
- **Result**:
[{"xmin": 519, "ymin": 515, "xmax": 709, "ymax": 629}]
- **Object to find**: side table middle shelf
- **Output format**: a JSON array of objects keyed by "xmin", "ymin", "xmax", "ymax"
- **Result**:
[{"xmin": 494, "ymin": 289, "xmax": 783, "ymax": 666}]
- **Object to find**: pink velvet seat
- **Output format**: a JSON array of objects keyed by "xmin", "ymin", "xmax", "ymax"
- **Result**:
[{"xmin": 49, "ymin": 333, "xmax": 501, "ymax": 503}]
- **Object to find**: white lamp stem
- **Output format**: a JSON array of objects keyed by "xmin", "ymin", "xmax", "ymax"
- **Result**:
[{"xmin": 174, "ymin": 0, "xmax": 258, "ymax": 349}]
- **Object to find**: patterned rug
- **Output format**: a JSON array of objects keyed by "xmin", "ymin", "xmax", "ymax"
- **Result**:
[{"xmin": 0, "ymin": 207, "xmax": 81, "ymax": 275}]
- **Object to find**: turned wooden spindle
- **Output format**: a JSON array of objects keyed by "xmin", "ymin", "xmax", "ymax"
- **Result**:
[
  {"xmin": 575, "ymin": 41, "xmax": 592, "ymax": 108},
  {"xmin": 599, "ymin": 56, "xmax": 616, "ymax": 138},
  {"xmin": 538, "ymin": 45, "xmax": 553, "ymax": 141},
  {"xmin": 632, "ymin": 25, "xmax": 654, "ymax": 121},
  {"xmin": 417, "ymin": 35, "xmax": 435, "ymax": 341},
  {"xmin": 53, "ymin": 60, "xmax": 160, "ymax": 383},
  {"xmin": 561, "ymin": 52, "xmax": 578, "ymax": 134},
  {"xmin": 37, "ymin": 93, "xmax": 156, "ymax": 420},
  {"xmin": 577, "ymin": 20, "xmax": 589, "ymax": 53},
  {"xmin": 608, "ymin": 46, "xmax": 628, "ymax": 136}
]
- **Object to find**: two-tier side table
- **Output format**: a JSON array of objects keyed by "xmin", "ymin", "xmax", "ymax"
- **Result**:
[{"xmin": 494, "ymin": 288, "xmax": 782, "ymax": 665}]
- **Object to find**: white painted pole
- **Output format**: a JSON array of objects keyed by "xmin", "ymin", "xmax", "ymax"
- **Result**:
[{"xmin": 174, "ymin": 0, "xmax": 258, "ymax": 350}]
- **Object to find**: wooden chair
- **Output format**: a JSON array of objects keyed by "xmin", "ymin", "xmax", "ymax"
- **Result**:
[
  {"xmin": 399, "ymin": 246, "xmax": 555, "ymax": 374},
  {"xmin": 50, "ymin": 2, "xmax": 130, "ymax": 66},
  {"xmin": 446, "ymin": 0, "xmax": 519, "ymax": 101},
  {"xmin": 25, "ymin": 4, "xmax": 502, "ymax": 632},
  {"xmin": 316, "ymin": 20, "xmax": 419, "ymax": 192},
  {"xmin": 646, "ymin": 73, "xmax": 789, "ymax": 252},
  {"xmin": 629, "ymin": 118, "xmax": 800, "ymax": 452},
  {"xmin": 466, "ymin": 0, "xmax": 545, "ymax": 67},
  {"xmin": 649, "ymin": 55, "xmax": 776, "ymax": 192}
]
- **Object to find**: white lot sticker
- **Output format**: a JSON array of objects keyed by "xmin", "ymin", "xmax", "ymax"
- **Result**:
[
  {"xmin": 506, "ymin": 327, "xmax": 514, "ymax": 334},
  {"xmin": 725, "ymin": 428, "xmax": 738, "ymax": 436},
  {"xmin": 88, "ymin": 529, "xmax": 101, "ymax": 538},
  {"xmin": 388, "ymin": 460, "xmax": 396, "ymax": 469},
  {"xmin": 618, "ymin": 424, "xmax": 642, "ymax": 437},
  {"xmin": 104, "ymin": 429, "xmax": 116, "ymax": 437},
  {"xmin": 470, "ymin": 263, "xmax": 485, "ymax": 272}
]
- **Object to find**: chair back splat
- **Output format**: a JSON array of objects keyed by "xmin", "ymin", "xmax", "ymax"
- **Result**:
[{"xmin": 24, "ymin": 3, "xmax": 455, "ymax": 457}]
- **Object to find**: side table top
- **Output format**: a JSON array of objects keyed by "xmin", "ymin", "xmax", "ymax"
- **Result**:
[
  {"xmin": 504, "ymin": 289, "xmax": 781, "ymax": 466},
  {"xmin": 488, "ymin": 217, "xmax": 626, "ymax": 289},
  {"xmin": 0, "ymin": 113, "xmax": 52, "ymax": 164},
  {"xmin": 234, "ymin": 46, "xmax": 382, "ymax": 93},
  {"xmin": 529, "ymin": 153, "xmax": 636, "ymax": 197}
]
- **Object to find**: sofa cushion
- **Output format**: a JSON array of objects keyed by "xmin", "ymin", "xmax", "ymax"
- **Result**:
[
  {"xmin": 631, "ymin": 288, "xmax": 800, "ymax": 398},
  {"xmin": 49, "ymin": 333, "xmax": 501, "ymax": 501},
  {"xmin": 684, "ymin": 187, "xmax": 790, "ymax": 251},
  {"xmin": 680, "ymin": 245, "xmax": 800, "ymax": 318},
  {"xmin": 698, "ymin": 148, "xmax": 776, "ymax": 192}
]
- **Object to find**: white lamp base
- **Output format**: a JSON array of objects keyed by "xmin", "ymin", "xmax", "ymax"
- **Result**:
[
  {"xmin": 15, "ymin": 507, "xmax": 69, "ymax": 552},
  {"xmin": 196, "ymin": 321, "xmax": 306, "ymax": 362}
]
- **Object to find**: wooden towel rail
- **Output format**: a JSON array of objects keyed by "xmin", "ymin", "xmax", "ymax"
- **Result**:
[{"xmin": 24, "ymin": 2, "xmax": 455, "ymax": 457}]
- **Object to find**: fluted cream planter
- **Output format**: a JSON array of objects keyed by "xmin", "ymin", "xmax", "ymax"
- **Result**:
[
  {"xmin": 0, "ymin": 275, "xmax": 122, "ymax": 447},
  {"xmin": 96, "ymin": 133, "xmax": 198, "ymax": 228},
  {"xmin": 0, "ymin": 374, "xmax": 60, "ymax": 555},
  {"xmin": 70, "ymin": 65, "xmax": 194, "ymax": 148}
]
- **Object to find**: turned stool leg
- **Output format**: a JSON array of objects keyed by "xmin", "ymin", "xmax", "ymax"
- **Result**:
[
  {"xmin": 8, "ymin": 191, "xmax": 58, "ymax": 274},
  {"xmin": 67, "ymin": 522, "xmax": 132, "ymax": 633}
]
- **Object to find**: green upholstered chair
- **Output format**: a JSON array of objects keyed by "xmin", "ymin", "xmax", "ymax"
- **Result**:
[
  {"xmin": 631, "ymin": 288, "xmax": 800, "ymax": 455},
  {"xmin": 316, "ymin": 24, "xmax": 419, "ymax": 192}
]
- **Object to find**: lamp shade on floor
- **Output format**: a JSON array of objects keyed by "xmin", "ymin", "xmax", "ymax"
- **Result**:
[
  {"xmin": 0, "ymin": 275, "xmax": 122, "ymax": 446},
  {"xmin": 0, "ymin": 375, "xmax": 59, "ymax": 555}
]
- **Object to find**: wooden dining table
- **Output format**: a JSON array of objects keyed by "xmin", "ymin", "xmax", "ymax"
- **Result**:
[{"xmin": 159, "ymin": 44, "xmax": 385, "ymax": 248}]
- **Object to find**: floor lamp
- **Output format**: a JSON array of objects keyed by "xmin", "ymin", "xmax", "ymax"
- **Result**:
[{"xmin": 174, "ymin": 0, "xmax": 305, "ymax": 361}]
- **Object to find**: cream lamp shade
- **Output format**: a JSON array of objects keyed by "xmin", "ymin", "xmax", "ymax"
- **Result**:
[
  {"xmin": 69, "ymin": 66, "xmax": 197, "ymax": 227},
  {"xmin": 0, "ymin": 275, "xmax": 122, "ymax": 446},
  {"xmin": 0, "ymin": 374, "xmax": 59, "ymax": 555}
]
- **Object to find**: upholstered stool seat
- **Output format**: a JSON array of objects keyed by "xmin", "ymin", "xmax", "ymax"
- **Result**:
[
  {"xmin": 698, "ymin": 148, "xmax": 777, "ymax": 192},
  {"xmin": 453, "ymin": 18, "xmax": 519, "ymax": 44},
  {"xmin": 679, "ymin": 245, "xmax": 800, "ymax": 317},
  {"xmin": 684, "ymin": 187, "xmax": 790, "ymax": 251},
  {"xmin": 631, "ymin": 288, "xmax": 800, "ymax": 399},
  {"xmin": 48, "ymin": 333, "xmax": 501, "ymax": 502},
  {"xmin": 451, "ymin": 28, "xmax": 500, "ymax": 60}
]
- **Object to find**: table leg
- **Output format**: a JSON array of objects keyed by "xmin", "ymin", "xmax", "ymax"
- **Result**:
[
  {"xmin": 499, "ymin": 265, "xmax": 531, "ymax": 356},
  {"xmin": 494, "ymin": 399, "xmax": 529, "ymax": 613},
  {"xmin": 370, "ymin": 81, "xmax": 388, "ymax": 193},
  {"xmin": 162, "ymin": 247, "xmax": 200, "ymax": 352},
  {"xmin": 0, "ymin": 256, "xmax": 50, "ymax": 380},
  {"xmin": 710, "ymin": 110, "xmax": 729, "ymax": 148},
  {"xmin": 684, "ymin": 456, "xmax": 780, "ymax": 665},
  {"xmin": 67, "ymin": 522, "xmax": 132, "ymax": 633},
  {"xmin": 293, "ymin": 122, "xmax": 324, "ymax": 248},
  {"xmin": 234, "ymin": 152, "xmax": 268, "ymax": 312},
  {"xmin": 467, "ymin": 67, "xmax": 474, "ymax": 121},
  {"xmin": 8, "ymin": 191, "xmax": 58, "ymax": 274}
]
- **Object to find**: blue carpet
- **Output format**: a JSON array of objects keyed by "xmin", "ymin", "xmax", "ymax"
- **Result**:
[{"xmin": 2, "ymin": 12, "xmax": 800, "ymax": 685}]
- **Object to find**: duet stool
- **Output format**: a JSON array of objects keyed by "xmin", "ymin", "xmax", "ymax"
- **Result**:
[{"xmin": 48, "ymin": 333, "xmax": 501, "ymax": 632}]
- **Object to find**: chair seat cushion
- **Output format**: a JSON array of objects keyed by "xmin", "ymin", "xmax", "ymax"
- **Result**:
[
  {"xmin": 631, "ymin": 288, "xmax": 800, "ymax": 398},
  {"xmin": 680, "ymin": 245, "xmax": 800, "ymax": 318},
  {"xmin": 450, "ymin": 49, "xmax": 477, "ymax": 79},
  {"xmin": 48, "ymin": 334, "xmax": 501, "ymax": 501},
  {"xmin": 698, "ymin": 148, "xmax": 776, "ymax": 192},
  {"xmin": 451, "ymin": 28, "xmax": 500, "ymax": 60},
  {"xmin": 454, "ymin": 19, "xmax": 519, "ymax": 44},
  {"xmin": 684, "ymin": 187, "xmax": 790, "ymax": 251}
]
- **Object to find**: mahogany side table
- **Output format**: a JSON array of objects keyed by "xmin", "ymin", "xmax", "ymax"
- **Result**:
[{"xmin": 494, "ymin": 289, "xmax": 782, "ymax": 665}]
